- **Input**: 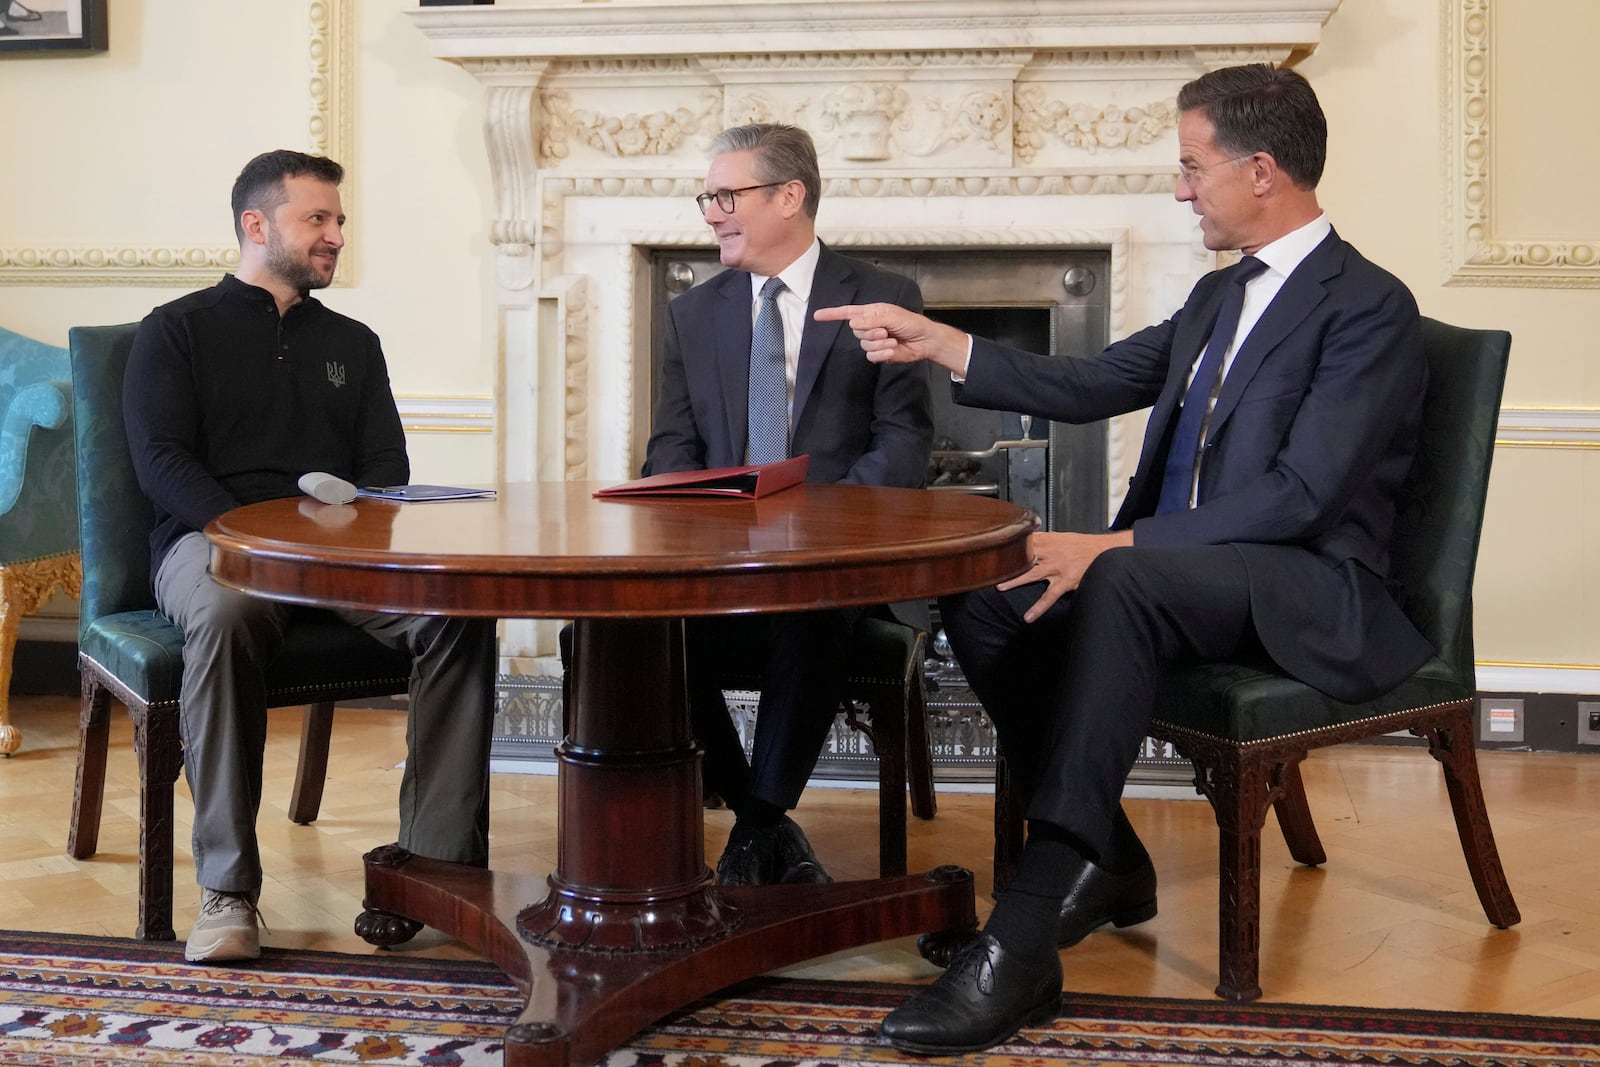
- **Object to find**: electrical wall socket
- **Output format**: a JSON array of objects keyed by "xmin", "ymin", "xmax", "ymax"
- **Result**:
[
  {"xmin": 1578, "ymin": 702, "xmax": 1600, "ymax": 746},
  {"xmin": 1479, "ymin": 697, "xmax": 1524, "ymax": 743}
]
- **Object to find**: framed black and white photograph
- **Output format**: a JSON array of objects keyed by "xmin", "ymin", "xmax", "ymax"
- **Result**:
[{"xmin": 0, "ymin": 0, "xmax": 107, "ymax": 55}]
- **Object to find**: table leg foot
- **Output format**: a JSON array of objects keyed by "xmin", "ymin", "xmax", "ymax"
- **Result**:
[
  {"xmin": 354, "ymin": 907, "xmax": 423, "ymax": 947},
  {"xmin": 362, "ymin": 852, "xmax": 976, "ymax": 1067}
]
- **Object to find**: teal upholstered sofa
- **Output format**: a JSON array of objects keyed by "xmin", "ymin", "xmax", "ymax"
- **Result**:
[{"xmin": 0, "ymin": 325, "xmax": 81, "ymax": 755}]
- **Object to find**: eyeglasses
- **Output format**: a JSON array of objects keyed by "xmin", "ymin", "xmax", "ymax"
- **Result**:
[
  {"xmin": 695, "ymin": 183, "xmax": 784, "ymax": 216},
  {"xmin": 1176, "ymin": 153, "xmax": 1255, "ymax": 186}
]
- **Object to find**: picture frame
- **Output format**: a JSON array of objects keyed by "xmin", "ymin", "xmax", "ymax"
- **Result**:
[{"xmin": 0, "ymin": 0, "xmax": 107, "ymax": 55}]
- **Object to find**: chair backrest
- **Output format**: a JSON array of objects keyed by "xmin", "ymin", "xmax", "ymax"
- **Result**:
[
  {"xmin": 67, "ymin": 323, "xmax": 153, "ymax": 637},
  {"xmin": 1386, "ymin": 318, "xmax": 1511, "ymax": 689}
]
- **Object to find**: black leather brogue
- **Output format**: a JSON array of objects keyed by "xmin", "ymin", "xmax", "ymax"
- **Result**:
[
  {"xmin": 1056, "ymin": 855, "xmax": 1157, "ymax": 947},
  {"xmin": 881, "ymin": 933, "xmax": 1062, "ymax": 1053}
]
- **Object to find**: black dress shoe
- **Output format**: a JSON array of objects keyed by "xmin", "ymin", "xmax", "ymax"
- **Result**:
[
  {"xmin": 1056, "ymin": 855, "xmax": 1157, "ymax": 947},
  {"xmin": 715, "ymin": 822, "xmax": 777, "ymax": 885},
  {"xmin": 881, "ymin": 933, "xmax": 1062, "ymax": 1053},
  {"xmin": 715, "ymin": 815, "xmax": 832, "ymax": 886},
  {"xmin": 917, "ymin": 856, "xmax": 1157, "ymax": 968},
  {"xmin": 772, "ymin": 815, "xmax": 831, "ymax": 884}
]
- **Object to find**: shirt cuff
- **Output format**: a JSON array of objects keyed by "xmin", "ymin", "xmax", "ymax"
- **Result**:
[{"xmin": 950, "ymin": 334, "xmax": 974, "ymax": 383}]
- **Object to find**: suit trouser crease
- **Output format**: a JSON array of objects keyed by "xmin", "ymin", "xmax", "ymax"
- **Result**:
[
  {"xmin": 939, "ymin": 544, "xmax": 1254, "ymax": 862},
  {"xmin": 154, "ymin": 532, "xmax": 496, "ymax": 892}
]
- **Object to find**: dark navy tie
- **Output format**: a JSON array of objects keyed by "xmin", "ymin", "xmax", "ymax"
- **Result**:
[
  {"xmin": 747, "ymin": 277, "xmax": 788, "ymax": 465},
  {"xmin": 1155, "ymin": 255, "xmax": 1267, "ymax": 515}
]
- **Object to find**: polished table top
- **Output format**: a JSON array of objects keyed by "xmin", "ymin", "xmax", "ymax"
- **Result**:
[{"xmin": 207, "ymin": 480, "xmax": 1035, "ymax": 618}]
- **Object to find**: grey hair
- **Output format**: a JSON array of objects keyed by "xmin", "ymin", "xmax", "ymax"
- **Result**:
[{"xmin": 709, "ymin": 123, "xmax": 822, "ymax": 219}]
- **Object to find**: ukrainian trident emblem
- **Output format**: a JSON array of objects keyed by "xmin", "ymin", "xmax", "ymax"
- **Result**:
[{"xmin": 326, "ymin": 361, "xmax": 346, "ymax": 388}]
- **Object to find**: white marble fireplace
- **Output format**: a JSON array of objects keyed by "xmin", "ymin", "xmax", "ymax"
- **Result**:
[{"xmin": 409, "ymin": 0, "xmax": 1343, "ymax": 665}]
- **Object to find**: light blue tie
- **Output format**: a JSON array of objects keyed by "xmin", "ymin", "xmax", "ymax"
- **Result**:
[{"xmin": 746, "ymin": 277, "xmax": 788, "ymax": 465}]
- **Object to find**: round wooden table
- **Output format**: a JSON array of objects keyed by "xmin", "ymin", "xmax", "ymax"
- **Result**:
[{"xmin": 207, "ymin": 481, "xmax": 1032, "ymax": 1067}]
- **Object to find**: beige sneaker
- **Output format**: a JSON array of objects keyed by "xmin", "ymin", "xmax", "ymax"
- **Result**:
[{"xmin": 185, "ymin": 888, "xmax": 264, "ymax": 962}]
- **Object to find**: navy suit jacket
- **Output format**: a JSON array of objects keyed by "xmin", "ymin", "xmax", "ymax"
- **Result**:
[
  {"xmin": 645, "ymin": 243, "xmax": 932, "ymax": 488},
  {"xmin": 956, "ymin": 230, "xmax": 1432, "ymax": 702}
]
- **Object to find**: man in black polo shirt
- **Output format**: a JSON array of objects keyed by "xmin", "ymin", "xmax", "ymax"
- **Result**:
[{"xmin": 124, "ymin": 150, "xmax": 497, "ymax": 963}]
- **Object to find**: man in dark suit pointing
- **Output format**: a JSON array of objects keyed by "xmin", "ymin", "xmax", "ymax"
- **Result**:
[
  {"xmin": 819, "ymin": 64, "xmax": 1430, "ymax": 1052},
  {"xmin": 646, "ymin": 123, "xmax": 932, "ymax": 885}
]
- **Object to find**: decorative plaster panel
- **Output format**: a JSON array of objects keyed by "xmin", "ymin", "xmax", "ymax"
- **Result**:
[
  {"xmin": 1444, "ymin": 0, "xmax": 1600, "ymax": 288},
  {"xmin": 0, "ymin": 0, "xmax": 354, "ymax": 287}
]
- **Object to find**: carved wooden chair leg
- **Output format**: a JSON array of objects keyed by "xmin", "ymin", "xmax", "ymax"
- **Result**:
[
  {"xmin": 1209, "ymin": 750, "xmax": 1273, "ymax": 1003},
  {"xmin": 1421, "ymin": 702, "xmax": 1521, "ymax": 928},
  {"xmin": 1271, "ymin": 755, "xmax": 1327, "ymax": 866},
  {"xmin": 68, "ymin": 676, "xmax": 112, "ymax": 859},
  {"xmin": 289, "ymin": 701, "xmax": 336, "ymax": 825},
  {"xmin": 992, "ymin": 750, "xmax": 1024, "ymax": 894},
  {"xmin": 135, "ymin": 706, "xmax": 183, "ymax": 941},
  {"xmin": 906, "ymin": 676, "xmax": 937, "ymax": 820},
  {"xmin": 872, "ymin": 690, "xmax": 909, "ymax": 876}
]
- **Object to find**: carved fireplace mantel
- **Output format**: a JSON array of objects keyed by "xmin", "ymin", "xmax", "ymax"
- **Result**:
[{"xmin": 408, "ymin": 0, "xmax": 1342, "ymax": 663}]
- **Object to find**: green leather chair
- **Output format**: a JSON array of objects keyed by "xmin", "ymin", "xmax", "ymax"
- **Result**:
[
  {"xmin": 0, "ymin": 325, "xmax": 81, "ymax": 756},
  {"xmin": 993, "ymin": 318, "xmax": 1518, "ymax": 1001},
  {"xmin": 64, "ymin": 322, "xmax": 414, "ymax": 940}
]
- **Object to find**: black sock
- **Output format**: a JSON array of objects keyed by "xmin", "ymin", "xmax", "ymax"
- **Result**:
[
  {"xmin": 983, "ymin": 822, "xmax": 1082, "ymax": 961},
  {"xmin": 1102, "ymin": 806, "xmax": 1152, "ymax": 875},
  {"xmin": 731, "ymin": 796, "xmax": 784, "ymax": 830}
]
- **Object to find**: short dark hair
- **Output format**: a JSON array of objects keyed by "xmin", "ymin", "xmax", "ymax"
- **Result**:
[
  {"xmin": 708, "ymin": 123, "xmax": 822, "ymax": 219},
  {"xmin": 1177, "ymin": 64, "xmax": 1326, "ymax": 189},
  {"xmin": 230, "ymin": 150, "xmax": 344, "ymax": 242}
]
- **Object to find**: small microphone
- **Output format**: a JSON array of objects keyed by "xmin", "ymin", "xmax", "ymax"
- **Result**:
[{"xmin": 297, "ymin": 471, "xmax": 357, "ymax": 505}]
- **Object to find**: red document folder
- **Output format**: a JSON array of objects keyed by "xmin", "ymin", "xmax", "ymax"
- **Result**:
[{"xmin": 594, "ymin": 455, "xmax": 809, "ymax": 500}]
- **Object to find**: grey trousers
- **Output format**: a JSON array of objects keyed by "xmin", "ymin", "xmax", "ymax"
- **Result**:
[{"xmin": 155, "ymin": 532, "xmax": 498, "ymax": 893}]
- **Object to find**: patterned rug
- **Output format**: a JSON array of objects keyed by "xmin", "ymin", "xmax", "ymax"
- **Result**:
[{"xmin": 3, "ymin": 929, "xmax": 1598, "ymax": 1066}]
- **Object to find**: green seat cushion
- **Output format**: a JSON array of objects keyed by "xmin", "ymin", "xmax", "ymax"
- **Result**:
[
  {"xmin": 1154, "ymin": 656, "xmax": 1467, "ymax": 744},
  {"xmin": 80, "ymin": 610, "xmax": 411, "ymax": 708}
]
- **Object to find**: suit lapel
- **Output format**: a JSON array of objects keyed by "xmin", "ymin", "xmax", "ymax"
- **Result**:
[
  {"xmin": 794, "ymin": 244, "xmax": 850, "ymax": 429},
  {"xmin": 711, "ymin": 269, "xmax": 756, "ymax": 462},
  {"xmin": 1207, "ymin": 232, "xmax": 1343, "ymax": 440}
]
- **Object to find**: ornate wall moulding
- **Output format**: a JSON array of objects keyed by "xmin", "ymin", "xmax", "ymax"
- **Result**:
[
  {"xmin": 541, "ymin": 90, "xmax": 722, "ymax": 161},
  {"xmin": 1444, "ymin": 0, "xmax": 1600, "ymax": 288},
  {"xmin": 1494, "ymin": 407, "xmax": 1600, "ymax": 450},
  {"xmin": 0, "ymin": 0, "xmax": 354, "ymax": 287},
  {"xmin": 1015, "ymin": 89, "xmax": 1178, "ymax": 162},
  {"xmin": 394, "ymin": 396, "xmax": 495, "ymax": 435}
]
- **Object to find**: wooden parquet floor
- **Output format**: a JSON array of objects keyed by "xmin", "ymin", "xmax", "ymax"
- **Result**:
[{"xmin": 4, "ymin": 691, "xmax": 1600, "ymax": 1018}]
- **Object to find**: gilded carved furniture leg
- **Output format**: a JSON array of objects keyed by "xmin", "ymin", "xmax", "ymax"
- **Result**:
[
  {"xmin": 1418, "ymin": 702, "xmax": 1521, "ymax": 928},
  {"xmin": 0, "ymin": 565, "xmax": 23, "ymax": 757},
  {"xmin": 1272, "ymin": 758, "xmax": 1328, "ymax": 866},
  {"xmin": 0, "ymin": 553, "xmax": 82, "ymax": 756},
  {"xmin": 67, "ymin": 673, "xmax": 112, "ymax": 858},
  {"xmin": 135, "ymin": 703, "xmax": 183, "ymax": 941},
  {"xmin": 289, "ymin": 702, "xmax": 336, "ymax": 825}
]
